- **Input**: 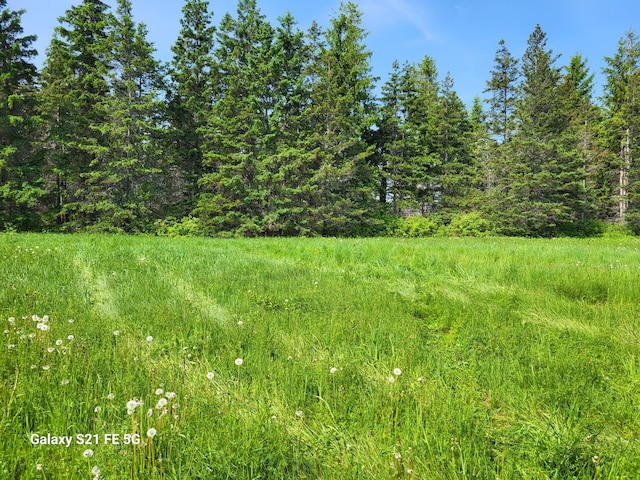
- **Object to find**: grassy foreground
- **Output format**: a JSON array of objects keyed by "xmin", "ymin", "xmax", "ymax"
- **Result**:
[{"xmin": 1, "ymin": 233, "xmax": 639, "ymax": 479}]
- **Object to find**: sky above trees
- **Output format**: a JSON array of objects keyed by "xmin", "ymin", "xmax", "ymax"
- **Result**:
[{"xmin": 12, "ymin": 0, "xmax": 640, "ymax": 105}]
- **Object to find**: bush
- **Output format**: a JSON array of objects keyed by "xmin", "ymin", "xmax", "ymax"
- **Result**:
[
  {"xmin": 154, "ymin": 216, "xmax": 201, "ymax": 237},
  {"xmin": 439, "ymin": 211, "xmax": 495, "ymax": 237},
  {"xmin": 393, "ymin": 215, "xmax": 443, "ymax": 237}
]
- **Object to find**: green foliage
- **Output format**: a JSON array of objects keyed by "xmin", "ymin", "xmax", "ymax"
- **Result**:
[
  {"xmin": 392, "ymin": 215, "xmax": 442, "ymax": 237},
  {"xmin": 0, "ymin": 1, "xmax": 43, "ymax": 231}
]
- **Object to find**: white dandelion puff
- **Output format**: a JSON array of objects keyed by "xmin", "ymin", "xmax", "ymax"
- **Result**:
[
  {"xmin": 146, "ymin": 336, "xmax": 153, "ymax": 342},
  {"xmin": 330, "ymin": 367, "xmax": 338, "ymax": 374},
  {"xmin": 107, "ymin": 393, "xmax": 115, "ymax": 400},
  {"xmin": 156, "ymin": 398, "xmax": 168, "ymax": 409},
  {"xmin": 91, "ymin": 466, "xmax": 100, "ymax": 476},
  {"xmin": 147, "ymin": 428, "xmax": 157, "ymax": 438},
  {"xmin": 235, "ymin": 358, "xmax": 243, "ymax": 366},
  {"xmin": 113, "ymin": 330, "xmax": 120, "ymax": 336},
  {"xmin": 155, "ymin": 388, "xmax": 164, "ymax": 395},
  {"xmin": 55, "ymin": 339, "xmax": 63, "ymax": 346},
  {"xmin": 393, "ymin": 368, "xmax": 402, "ymax": 376},
  {"xmin": 83, "ymin": 449, "xmax": 94, "ymax": 458},
  {"xmin": 94, "ymin": 406, "xmax": 101, "ymax": 413},
  {"xmin": 61, "ymin": 379, "xmax": 70, "ymax": 385},
  {"xmin": 67, "ymin": 335, "xmax": 74, "ymax": 340},
  {"xmin": 206, "ymin": 372, "xmax": 215, "ymax": 380},
  {"xmin": 165, "ymin": 391, "xmax": 176, "ymax": 400},
  {"xmin": 47, "ymin": 347, "xmax": 54, "ymax": 353},
  {"xmin": 41, "ymin": 365, "xmax": 50, "ymax": 371},
  {"xmin": 147, "ymin": 408, "xmax": 154, "ymax": 417}
]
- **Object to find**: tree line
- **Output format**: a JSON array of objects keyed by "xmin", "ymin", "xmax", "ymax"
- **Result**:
[{"xmin": 2, "ymin": 0, "xmax": 640, "ymax": 237}]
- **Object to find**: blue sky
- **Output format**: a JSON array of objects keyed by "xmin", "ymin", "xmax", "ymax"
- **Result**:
[{"xmin": 10, "ymin": 0, "xmax": 640, "ymax": 106}]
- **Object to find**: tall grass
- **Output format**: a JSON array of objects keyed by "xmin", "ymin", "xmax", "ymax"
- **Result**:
[{"xmin": 1, "ymin": 233, "xmax": 639, "ymax": 479}]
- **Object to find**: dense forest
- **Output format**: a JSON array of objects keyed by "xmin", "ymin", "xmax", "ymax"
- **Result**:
[{"xmin": 2, "ymin": 0, "xmax": 640, "ymax": 237}]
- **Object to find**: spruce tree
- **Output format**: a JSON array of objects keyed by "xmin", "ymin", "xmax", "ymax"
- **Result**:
[
  {"xmin": 39, "ymin": 0, "xmax": 112, "ymax": 229},
  {"xmin": 435, "ymin": 72, "xmax": 473, "ymax": 213},
  {"xmin": 86, "ymin": 0, "xmax": 165, "ymax": 232},
  {"xmin": 602, "ymin": 31, "xmax": 640, "ymax": 230},
  {"xmin": 166, "ymin": 0, "xmax": 216, "ymax": 217},
  {"xmin": 196, "ymin": 0, "xmax": 276, "ymax": 235},
  {"xmin": 0, "ymin": 0, "xmax": 42, "ymax": 230},
  {"xmin": 505, "ymin": 25, "xmax": 585, "ymax": 235},
  {"xmin": 301, "ymin": 1, "xmax": 378, "ymax": 235}
]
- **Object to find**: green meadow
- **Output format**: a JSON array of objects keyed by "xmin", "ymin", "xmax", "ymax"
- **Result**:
[{"xmin": 1, "ymin": 233, "xmax": 639, "ymax": 479}]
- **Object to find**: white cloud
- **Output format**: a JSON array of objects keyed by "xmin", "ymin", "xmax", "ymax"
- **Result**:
[{"xmin": 358, "ymin": 0, "xmax": 433, "ymax": 41}]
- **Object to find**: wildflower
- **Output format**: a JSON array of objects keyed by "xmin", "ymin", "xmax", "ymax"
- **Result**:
[
  {"xmin": 30, "ymin": 364, "xmax": 37, "ymax": 370},
  {"xmin": 8, "ymin": 317, "xmax": 15, "ymax": 324},
  {"xmin": 47, "ymin": 347, "xmax": 54, "ymax": 353},
  {"xmin": 237, "ymin": 321, "xmax": 243, "ymax": 326},
  {"xmin": 156, "ymin": 398, "xmax": 168, "ymax": 409},
  {"xmin": 126, "ymin": 399, "xmax": 139, "ymax": 411},
  {"xmin": 206, "ymin": 372, "xmax": 215, "ymax": 380},
  {"xmin": 147, "ymin": 408, "xmax": 153, "ymax": 417},
  {"xmin": 287, "ymin": 356, "xmax": 293, "ymax": 361},
  {"xmin": 388, "ymin": 376, "xmax": 395, "ymax": 383},
  {"xmin": 146, "ymin": 428, "xmax": 157, "ymax": 438},
  {"xmin": 94, "ymin": 406, "xmax": 101, "ymax": 413},
  {"xmin": 56, "ymin": 339, "xmax": 63, "ymax": 346},
  {"xmin": 28, "ymin": 333, "xmax": 35, "ymax": 339},
  {"xmin": 42, "ymin": 315, "xmax": 49, "ymax": 322},
  {"xmin": 155, "ymin": 388, "xmax": 164, "ymax": 395},
  {"xmin": 133, "ymin": 357, "xmax": 138, "ymax": 362},
  {"xmin": 41, "ymin": 365, "xmax": 50, "ymax": 371},
  {"xmin": 295, "ymin": 410, "xmax": 304, "ymax": 418},
  {"xmin": 165, "ymin": 391, "xmax": 176, "ymax": 400},
  {"xmin": 67, "ymin": 335, "xmax": 74, "ymax": 340},
  {"xmin": 83, "ymin": 449, "xmax": 94, "ymax": 458},
  {"xmin": 113, "ymin": 330, "xmax": 120, "ymax": 336},
  {"xmin": 393, "ymin": 368, "xmax": 402, "ymax": 376},
  {"xmin": 330, "ymin": 367, "xmax": 338, "ymax": 374},
  {"xmin": 61, "ymin": 379, "xmax": 70, "ymax": 385},
  {"xmin": 91, "ymin": 466, "xmax": 100, "ymax": 476},
  {"xmin": 68, "ymin": 319, "xmax": 75, "ymax": 323},
  {"xmin": 146, "ymin": 336, "xmax": 153, "ymax": 342},
  {"xmin": 8, "ymin": 344, "xmax": 16, "ymax": 350},
  {"xmin": 36, "ymin": 464, "xmax": 43, "ymax": 471},
  {"xmin": 235, "ymin": 358, "xmax": 243, "ymax": 366},
  {"xmin": 107, "ymin": 393, "xmax": 115, "ymax": 400}
]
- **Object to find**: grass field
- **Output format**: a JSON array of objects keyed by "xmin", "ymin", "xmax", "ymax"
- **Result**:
[{"xmin": 1, "ymin": 233, "xmax": 639, "ymax": 479}]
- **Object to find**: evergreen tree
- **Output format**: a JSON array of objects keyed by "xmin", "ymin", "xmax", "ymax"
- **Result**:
[
  {"xmin": 255, "ymin": 12, "xmax": 314, "ymax": 235},
  {"xmin": 0, "ymin": 0, "xmax": 42, "ymax": 230},
  {"xmin": 86, "ymin": 0, "xmax": 165, "ymax": 232},
  {"xmin": 300, "ymin": 1, "xmax": 378, "ymax": 235},
  {"xmin": 484, "ymin": 39, "xmax": 519, "ymax": 144},
  {"xmin": 501, "ymin": 25, "xmax": 585, "ymax": 235},
  {"xmin": 196, "ymin": 0, "xmax": 276, "ymax": 235},
  {"xmin": 435, "ymin": 72, "xmax": 473, "ymax": 213},
  {"xmin": 401, "ymin": 56, "xmax": 441, "ymax": 215},
  {"xmin": 39, "ymin": 0, "xmax": 112, "ymax": 229},
  {"xmin": 560, "ymin": 54, "xmax": 601, "ymax": 223},
  {"xmin": 166, "ymin": 0, "xmax": 216, "ymax": 217},
  {"xmin": 602, "ymin": 31, "xmax": 640, "ymax": 230}
]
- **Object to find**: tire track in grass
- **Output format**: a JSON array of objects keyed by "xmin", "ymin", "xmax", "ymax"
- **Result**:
[
  {"xmin": 159, "ymin": 270, "xmax": 228, "ymax": 325},
  {"xmin": 73, "ymin": 253, "xmax": 119, "ymax": 321}
]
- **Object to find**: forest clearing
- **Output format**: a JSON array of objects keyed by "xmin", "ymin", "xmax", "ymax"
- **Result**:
[{"xmin": 1, "ymin": 233, "xmax": 639, "ymax": 478}]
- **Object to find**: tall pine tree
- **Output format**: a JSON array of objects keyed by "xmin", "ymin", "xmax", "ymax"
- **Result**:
[
  {"xmin": 0, "ymin": 0, "xmax": 42, "ymax": 230},
  {"xmin": 166, "ymin": 0, "xmax": 216, "ymax": 217},
  {"xmin": 39, "ymin": 0, "xmax": 112, "ymax": 229},
  {"xmin": 602, "ymin": 31, "xmax": 640, "ymax": 231}
]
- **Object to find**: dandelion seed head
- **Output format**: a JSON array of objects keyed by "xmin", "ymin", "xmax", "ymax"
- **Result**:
[
  {"xmin": 146, "ymin": 336, "xmax": 153, "ymax": 342},
  {"xmin": 47, "ymin": 347, "xmax": 54, "ymax": 353},
  {"xmin": 8, "ymin": 344, "xmax": 16, "ymax": 350},
  {"xmin": 36, "ymin": 464, "xmax": 43, "ymax": 471},
  {"xmin": 55, "ymin": 339, "xmax": 63, "ymax": 346},
  {"xmin": 8, "ymin": 317, "xmax": 15, "ymax": 324},
  {"xmin": 126, "ymin": 399, "xmax": 138, "ymax": 411},
  {"xmin": 107, "ymin": 393, "xmax": 115, "ymax": 400},
  {"xmin": 41, "ymin": 365, "xmax": 50, "ymax": 371},
  {"xmin": 67, "ymin": 335, "xmax": 74, "ymax": 340},
  {"xmin": 94, "ymin": 406, "xmax": 101, "ymax": 413},
  {"xmin": 206, "ymin": 371, "xmax": 214, "ymax": 380},
  {"xmin": 330, "ymin": 367, "xmax": 338, "ymax": 374},
  {"xmin": 113, "ymin": 330, "xmax": 120, "ymax": 336},
  {"xmin": 156, "ymin": 398, "xmax": 168, "ymax": 409},
  {"xmin": 388, "ymin": 376, "xmax": 395, "ymax": 383},
  {"xmin": 147, "ymin": 408, "xmax": 153, "ymax": 417},
  {"xmin": 147, "ymin": 428, "xmax": 157, "ymax": 438},
  {"xmin": 235, "ymin": 358, "xmax": 243, "ymax": 366},
  {"xmin": 393, "ymin": 368, "xmax": 402, "ymax": 376},
  {"xmin": 237, "ymin": 321, "xmax": 243, "ymax": 326},
  {"xmin": 155, "ymin": 388, "xmax": 164, "ymax": 395},
  {"xmin": 61, "ymin": 379, "xmax": 70, "ymax": 385},
  {"xmin": 165, "ymin": 391, "xmax": 176, "ymax": 400},
  {"xmin": 68, "ymin": 319, "xmax": 75, "ymax": 323},
  {"xmin": 295, "ymin": 410, "xmax": 304, "ymax": 418},
  {"xmin": 83, "ymin": 449, "xmax": 94, "ymax": 458},
  {"xmin": 91, "ymin": 466, "xmax": 100, "ymax": 476}
]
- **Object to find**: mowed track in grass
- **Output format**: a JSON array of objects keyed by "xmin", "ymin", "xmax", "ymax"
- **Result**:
[{"xmin": 1, "ymin": 233, "xmax": 639, "ymax": 479}]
